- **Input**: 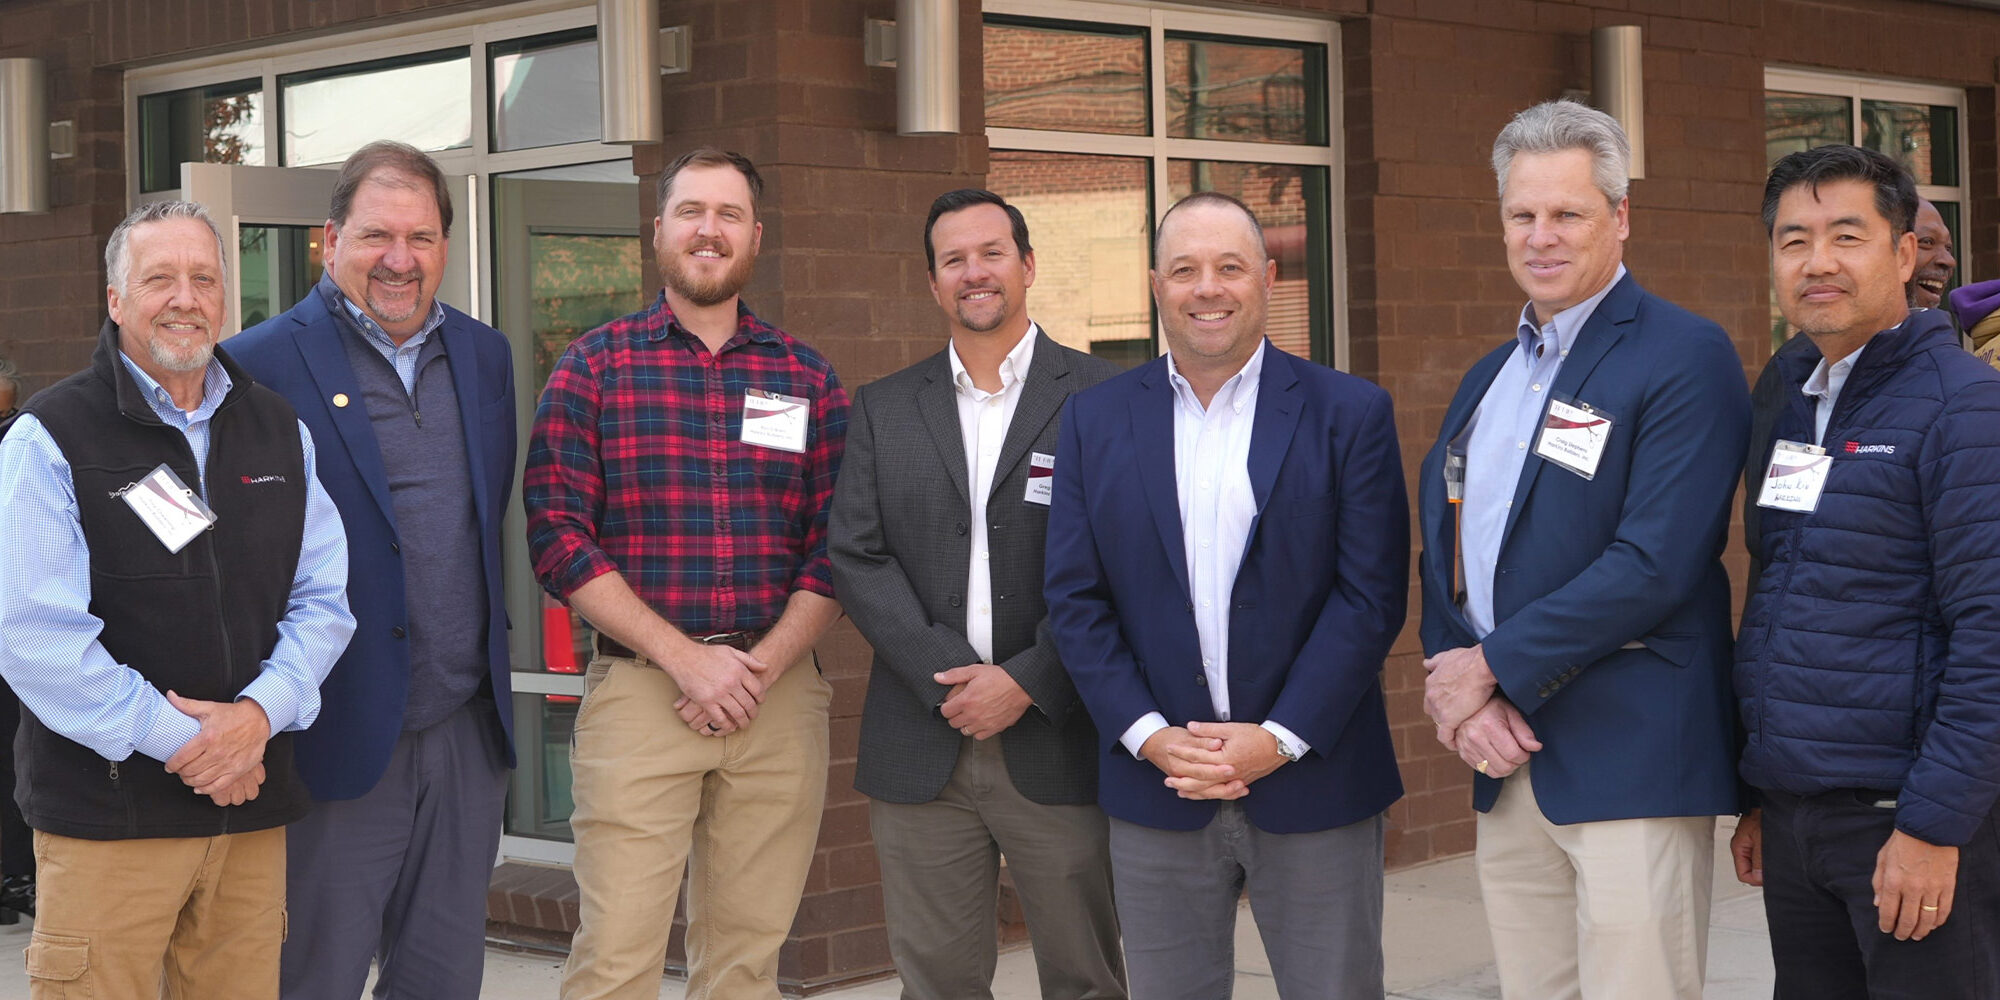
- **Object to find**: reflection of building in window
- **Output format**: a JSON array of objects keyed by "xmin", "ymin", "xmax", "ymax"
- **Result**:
[
  {"xmin": 985, "ymin": 20, "xmax": 1147, "ymax": 135},
  {"xmin": 990, "ymin": 152, "xmax": 1151, "ymax": 365}
]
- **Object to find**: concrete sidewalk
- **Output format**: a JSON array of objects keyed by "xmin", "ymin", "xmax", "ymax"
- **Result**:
[{"xmin": 0, "ymin": 823, "xmax": 1773, "ymax": 997}]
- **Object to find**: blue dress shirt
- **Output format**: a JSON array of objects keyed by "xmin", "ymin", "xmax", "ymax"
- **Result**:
[
  {"xmin": 0, "ymin": 353, "xmax": 354, "ymax": 764},
  {"xmin": 1462, "ymin": 264, "xmax": 1625, "ymax": 637}
]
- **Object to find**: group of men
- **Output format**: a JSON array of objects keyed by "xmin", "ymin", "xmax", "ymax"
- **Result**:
[{"xmin": 0, "ymin": 95, "xmax": 1994, "ymax": 1000}]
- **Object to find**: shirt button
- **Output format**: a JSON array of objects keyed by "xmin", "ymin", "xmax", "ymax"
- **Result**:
[
  {"xmin": 1517, "ymin": 441, "xmax": 1526, "ymax": 449},
  {"xmin": 979, "ymin": 605, "xmax": 988, "ymax": 614},
  {"xmin": 1200, "ymin": 539, "xmax": 1211, "ymax": 548},
  {"xmin": 1532, "ymin": 383, "xmax": 1542, "ymax": 392},
  {"xmin": 1202, "ymin": 658, "xmax": 1212, "ymax": 668},
  {"xmin": 980, "ymin": 551, "xmax": 989, "ymax": 560},
  {"xmin": 1202, "ymin": 599, "xmax": 1212, "ymax": 608},
  {"xmin": 1200, "ymin": 479, "xmax": 1212, "ymax": 490},
  {"xmin": 987, "ymin": 398, "xmax": 1001, "ymax": 408}
]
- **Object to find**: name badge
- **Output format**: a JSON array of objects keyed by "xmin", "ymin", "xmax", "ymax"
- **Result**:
[
  {"xmin": 1756, "ymin": 439, "xmax": 1831, "ymax": 513},
  {"xmin": 740, "ymin": 390, "xmax": 810, "ymax": 454},
  {"xmin": 1024, "ymin": 452, "xmax": 1055, "ymax": 506},
  {"xmin": 1533, "ymin": 396, "xmax": 1613, "ymax": 480},
  {"xmin": 119, "ymin": 464, "xmax": 217, "ymax": 553}
]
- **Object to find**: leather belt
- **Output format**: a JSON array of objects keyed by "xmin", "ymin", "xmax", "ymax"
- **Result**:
[{"xmin": 595, "ymin": 629, "xmax": 769, "ymax": 660}]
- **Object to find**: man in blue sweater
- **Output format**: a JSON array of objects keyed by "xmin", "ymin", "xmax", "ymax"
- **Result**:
[{"xmin": 1735, "ymin": 144, "xmax": 2000, "ymax": 999}]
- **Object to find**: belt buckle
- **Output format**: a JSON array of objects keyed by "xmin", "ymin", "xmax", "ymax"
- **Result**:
[{"xmin": 697, "ymin": 631, "xmax": 749, "ymax": 646}]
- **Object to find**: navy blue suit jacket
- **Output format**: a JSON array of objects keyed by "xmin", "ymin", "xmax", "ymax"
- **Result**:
[
  {"xmin": 1046, "ymin": 342, "xmax": 1408, "ymax": 834},
  {"xmin": 230, "ymin": 292, "xmax": 517, "ymax": 800},
  {"xmin": 1416, "ymin": 273, "xmax": 1747, "ymax": 823}
]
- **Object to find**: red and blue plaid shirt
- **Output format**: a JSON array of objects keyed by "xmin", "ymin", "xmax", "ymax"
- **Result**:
[{"xmin": 525, "ymin": 293, "xmax": 848, "ymax": 633}]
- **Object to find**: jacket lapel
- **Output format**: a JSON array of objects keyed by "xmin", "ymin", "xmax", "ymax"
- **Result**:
[
  {"xmin": 292, "ymin": 294, "xmax": 397, "ymax": 529},
  {"xmin": 988, "ymin": 329, "xmax": 1069, "ymax": 503},
  {"xmin": 1245, "ymin": 342, "xmax": 1301, "ymax": 531},
  {"xmin": 915, "ymin": 352, "xmax": 971, "ymax": 509},
  {"xmin": 1499, "ymin": 273, "xmax": 1637, "ymax": 545},
  {"xmin": 1131, "ymin": 358, "xmax": 1192, "ymax": 604}
]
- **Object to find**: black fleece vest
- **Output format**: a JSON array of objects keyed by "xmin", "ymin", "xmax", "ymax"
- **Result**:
[{"xmin": 16, "ymin": 320, "xmax": 311, "ymax": 839}]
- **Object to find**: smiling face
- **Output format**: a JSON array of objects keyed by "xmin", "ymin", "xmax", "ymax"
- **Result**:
[
  {"xmin": 323, "ymin": 170, "xmax": 448, "ymax": 342},
  {"xmin": 1771, "ymin": 176, "xmax": 1915, "ymax": 348},
  {"xmin": 654, "ymin": 163, "xmax": 762, "ymax": 309},
  {"xmin": 1907, "ymin": 199, "xmax": 1956, "ymax": 309},
  {"xmin": 927, "ymin": 203, "xmax": 1035, "ymax": 339},
  {"xmin": 1501, "ymin": 148, "xmax": 1629, "ymax": 322},
  {"xmin": 1150, "ymin": 200, "xmax": 1275, "ymax": 375},
  {"xmin": 107, "ymin": 216, "xmax": 227, "ymax": 385}
]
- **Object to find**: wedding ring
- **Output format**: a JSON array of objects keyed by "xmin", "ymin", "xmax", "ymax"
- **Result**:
[{"xmin": 1475, "ymin": 759, "xmax": 1490, "ymax": 774}]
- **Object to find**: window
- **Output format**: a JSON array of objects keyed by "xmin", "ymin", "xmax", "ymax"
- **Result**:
[
  {"xmin": 136, "ymin": 79, "xmax": 264, "ymax": 193},
  {"xmin": 1764, "ymin": 68, "xmax": 1967, "ymax": 350},
  {"xmin": 984, "ymin": 2, "xmax": 1344, "ymax": 368}
]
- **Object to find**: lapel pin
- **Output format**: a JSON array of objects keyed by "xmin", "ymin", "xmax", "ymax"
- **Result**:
[{"xmin": 333, "ymin": 393, "xmax": 350, "ymax": 408}]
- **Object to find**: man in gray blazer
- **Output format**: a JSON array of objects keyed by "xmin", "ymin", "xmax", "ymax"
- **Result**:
[{"xmin": 830, "ymin": 190, "xmax": 1125, "ymax": 1000}]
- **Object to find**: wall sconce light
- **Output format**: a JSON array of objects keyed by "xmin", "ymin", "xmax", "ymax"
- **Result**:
[
  {"xmin": 598, "ymin": 0, "xmax": 662, "ymax": 144},
  {"xmin": 0, "ymin": 58, "xmax": 50, "ymax": 214},
  {"xmin": 895, "ymin": 0, "xmax": 958, "ymax": 136},
  {"xmin": 1593, "ymin": 25, "xmax": 1646, "ymax": 180}
]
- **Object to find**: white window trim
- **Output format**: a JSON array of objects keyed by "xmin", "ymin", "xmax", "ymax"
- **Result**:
[{"xmin": 985, "ymin": 0, "xmax": 1347, "ymax": 369}]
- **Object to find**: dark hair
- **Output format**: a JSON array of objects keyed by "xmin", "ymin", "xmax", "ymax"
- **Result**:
[
  {"xmin": 923, "ymin": 189, "xmax": 1032, "ymax": 272},
  {"xmin": 328, "ymin": 141, "xmax": 455, "ymax": 237},
  {"xmin": 1761, "ymin": 144, "xmax": 1916, "ymax": 237},
  {"xmin": 657, "ymin": 147, "xmax": 763, "ymax": 217},
  {"xmin": 1154, "ymin": 190, "xmax": 1268, "ymax": 268}
]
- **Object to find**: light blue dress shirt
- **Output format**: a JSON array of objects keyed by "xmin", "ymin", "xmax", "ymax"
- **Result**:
[
  {"xmin": 326, "ymin": 275, "xmax": 447, "ymax": 397},
  {"xmin": 1461, "ymin": 265, "xmax": 1625, "ymax": 637},
  {"xmin": 1803, "ymin": 342, "xmax": 1865, "ymax": 446},
  {"xmin": 0, "ymin": 352, "xmax": 354, "ymax": 764}
]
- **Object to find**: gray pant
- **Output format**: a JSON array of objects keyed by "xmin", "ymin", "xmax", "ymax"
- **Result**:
[
  {"xmin": 871, "ymin": 736, "xmax": 1126, "ymax": 1000},
  {"xmin": 1109, "ymin": 806, "xmax": 1385, "ymax": 1000},
  {"xmin": 280, "ymin": 697, "xmax": 510, "ymax": 1000}
]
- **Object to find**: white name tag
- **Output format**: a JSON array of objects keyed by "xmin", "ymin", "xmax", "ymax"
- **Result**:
[
  {"xmin": 119, "ymin": 464, "xmax": 217, "ymax": 553},
  {"xmin": 1024, "ymin": 452, "xmax": 1055, "ymax": 506},
  {"xmin": 1756, "ymin": 439, "xmax": 1831, "ymax": 513},
  {"xmin": 1532, "ymin": 396, "xmax": 1612, "ymax": 480},
  {"xmin": 740, "ymin": 390, "xmax": 810, "ymax": 453}
]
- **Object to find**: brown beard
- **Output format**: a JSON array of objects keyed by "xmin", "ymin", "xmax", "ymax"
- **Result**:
[{"xmin": 662, "ymin": 244, "xmax": 757, "ymax": 307}]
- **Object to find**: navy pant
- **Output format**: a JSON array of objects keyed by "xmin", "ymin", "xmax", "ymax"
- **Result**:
[{"xmin": 1760, "ymin": 787, "xmax": 2000, "ymax": 1000}]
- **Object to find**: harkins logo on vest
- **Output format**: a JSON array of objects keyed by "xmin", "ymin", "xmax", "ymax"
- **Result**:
[
  {"xmin": 239, "ymin": 474, "xmax": 289, "ymax": 485},
  {"xmin": 1844, "ymin": 442, "xmax": 1895, "ymax": 455}
]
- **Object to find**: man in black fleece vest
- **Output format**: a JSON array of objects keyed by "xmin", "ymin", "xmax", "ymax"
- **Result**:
[{"xmin": 0, "ymin": 201, "xmax": 354, "ymax": 998}]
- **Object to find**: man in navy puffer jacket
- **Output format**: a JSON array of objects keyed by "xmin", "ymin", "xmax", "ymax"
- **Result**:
[{"xmin": 1735, "ymin": 144, "xmax": 2000, "ymax": 999}]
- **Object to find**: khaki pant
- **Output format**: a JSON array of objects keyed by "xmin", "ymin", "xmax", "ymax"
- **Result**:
[
  {"xmin": 561, "ymin": 652, "xmax": 830, "ymax": 1000},
  {"xmin": 28, "ymin": 825, "xmax": 286, "ymax": 1000},
  {"xmin": 1476, "ymin": 762, "xmax": 1714, "ymax": 1000}
]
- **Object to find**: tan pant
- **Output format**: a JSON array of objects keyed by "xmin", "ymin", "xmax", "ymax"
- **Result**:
[
  {"xmin": 561, "ymin": 652, "xmax": 831, "ymax": 1000},
  {"xmin": 1476, "ymin": 763, "xmax": 1714, "ymax": 1000},
  {"xmin": 27, "ymin": 825, "xmax": 286, "ymax": 1000}
]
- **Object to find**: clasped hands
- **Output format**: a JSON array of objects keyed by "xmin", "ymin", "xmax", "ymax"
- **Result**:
[
  {"xmin": 1141, "ymin": 722, "xmax": 1289, "ymax": 800},
  {"xmin": 163, "ymin": 691, "xmax": 270, "ymax": 807},
  {"xmin": 669, "ymin": 642, "xmax": 774, "ymax": 737},
  {"xmin": 1422, "ymin": 644, "xmax": 1540, "ymax": 777}
]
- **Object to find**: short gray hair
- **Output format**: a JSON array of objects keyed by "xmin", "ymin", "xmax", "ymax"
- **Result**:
[
  {"xmin": 1491, "ymin": 100, "xmax": 1631, "ymax": 206},
  {"xmin": 105, "ymin": 201, "xmax": 229, "ymax": 294}
]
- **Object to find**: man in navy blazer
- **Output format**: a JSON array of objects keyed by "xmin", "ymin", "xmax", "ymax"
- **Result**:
[
  {"xmin": 229, "ymin": 142, "xmax": 516, "ymax": 1000},
  {"xmin": 1046, "ymin": 192, "xmax": 1408, "ymax": 998},
  {"xmin": 1417, "ymin": 101, "xmax": 1747, "ymax": 1000}
]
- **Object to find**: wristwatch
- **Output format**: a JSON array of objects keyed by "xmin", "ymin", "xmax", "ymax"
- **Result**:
[{"xmin": 1274, "ymin": 738, "xmax": 1301, "ymax": 763}]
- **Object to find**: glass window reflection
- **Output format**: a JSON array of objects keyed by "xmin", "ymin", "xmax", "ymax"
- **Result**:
[
  {"xmin": 984, "ymin": 18, "xmax": 1148, "ymax": 136},
  {"xmin": 989, "ymin": 151, "xmax": 1155, "ymax": 367},
  {"xmin": 1862, "ymin": 100, "xmax": 1958, "ymax": 187},
  {"xmin": 282, "ymin": 50, "xmax": 472, "ymax": 167},
  {"xmin": 137, "ymin": 79, "xmax": 264, "ymax": 193},
  {"xmin": 1764, "ymin": 92, "xmax": 1851, "ymax": 168},
  {"xmin": 490, "ymin": 28, "xmax": 602, "ymax": 152},
  {"xmin": 1165, "ymin": 34, "xmax": 1325, "ymax": 146}
]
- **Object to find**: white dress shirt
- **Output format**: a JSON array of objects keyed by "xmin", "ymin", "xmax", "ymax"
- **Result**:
[
  {"xmin": 948, "ymin": 325, "xmax": 1039, "ymax": 663},
  {"xmin": 1803, "ymin": 341, "xmax": 1865, "ymax": 446},
  {"xmin": 1117, "ymin": 344, "xmax": 1308, "ymax": 761}
]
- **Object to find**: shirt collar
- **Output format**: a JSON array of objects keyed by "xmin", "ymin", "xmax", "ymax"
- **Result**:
[
  {"xmin": 1804, "ymin": 340, "xmax": 1868, "ymax": 402},
  {"xmin": 1167, "ymin": 338, "xmax": 1266, "ymax": 415},
  {"xmin": 1514, "ymin": 263, "xmax": 1627, "ymax": 363},
  {"xmin": 118, "ymin": 351, "xmax": 232, "ymax": 423},
  {"xmin": 948, "ymin": 323, "xmax": 1040, "ymax": 397},
  {"xmin": 651, "ymin": 291, "xmax": 782, "ymax": 350},
  {"xmin": 319, "ymin": 273, "xmax": 446, "ymax": 351}
]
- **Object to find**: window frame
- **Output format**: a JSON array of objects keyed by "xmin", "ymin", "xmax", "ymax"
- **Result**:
[{"xmin": 984, "ymin": 0, "xmax": 1347, "ymax": 369}]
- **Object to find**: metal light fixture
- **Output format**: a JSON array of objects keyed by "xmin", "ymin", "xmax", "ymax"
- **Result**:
[
  {"xmin": 896, "ymin": 0, "xmax": 958, "ymax": 136},
  {"xmin": 1592, "ymin": 26, "xmax": 1646, "ymax": 180},
  {"xmin": 0, "ymin": 58, "xmax": 50, "ymax": 214},
  {"xmin": 598, "ymin": 0, "xmax": 662, "ymax": 144}
]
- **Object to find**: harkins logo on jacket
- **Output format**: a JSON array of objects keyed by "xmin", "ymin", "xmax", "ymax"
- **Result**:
[
  {"xmin": 1843, "ymin": 442, "xmax": 1896, "ymax": 455},
  {"xmin": 239, "ymin": 474, "xmax": 290, "ymax": 484}
]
